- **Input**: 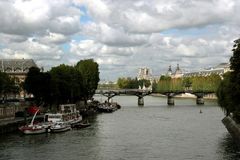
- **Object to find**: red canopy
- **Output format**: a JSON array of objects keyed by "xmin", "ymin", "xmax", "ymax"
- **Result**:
[{"xmin": 27, "ymin": 106, "xmax": 40, "ymax": 115}]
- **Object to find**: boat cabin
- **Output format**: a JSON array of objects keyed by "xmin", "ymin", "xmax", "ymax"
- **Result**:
[
  {"xmin": 59, "ymin": 104, "xmax": 77, "ymax": 113},
  {"xmin": 44, "ymin": 113, "xmax": 63, "ymax": 123},
  {"xmin": 44, "ymin": 104, "xmax": 81, "ymax": 123}
]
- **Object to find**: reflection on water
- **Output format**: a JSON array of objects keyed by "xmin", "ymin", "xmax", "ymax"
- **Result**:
[
  {"xmin": 217, "ymin": 134, "xmax": 240, "ymax": 160},
  {"xmin": 0, "ymin": 96, "xmax": 239, "ymax": 160}
]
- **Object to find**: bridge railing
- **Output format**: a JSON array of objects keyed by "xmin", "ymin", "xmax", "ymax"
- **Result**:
[{"xmin": 95, "ymin": 89, "xmax": 152, "ymax": 94}]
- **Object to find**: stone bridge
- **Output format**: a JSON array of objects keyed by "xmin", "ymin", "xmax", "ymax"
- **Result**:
[
  {"xmin": 158, "ymin": 90, "xmax": 215, "ymax": 105},
  {"xmin": 95, "ymin": 89, "xmax": 152, "ymax": 105},
  {"xmin": 95, "ymin": 89, "xmax": 215, "ymax": 106}
]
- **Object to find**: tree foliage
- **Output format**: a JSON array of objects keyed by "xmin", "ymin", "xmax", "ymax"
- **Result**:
[
  {"xmin": 0, "ymin": 71, "xmax": 19, "ymax": 99},
  {"xmin": 216, "ymin": 73, "xmax": 233, "ymax": 116},
  {"xmin": 117, "ymin": 77, "xmax": 151, "ymax": 89},
  {"xmin": 153, "ymin": 74, "xmax": 221, "ymax": 93},
  {"xmin": 50, "ymin": 64, "xmax": 83, "ymax": 104},
  {"xmin": 75, "ymin": 59, "xmax": 100, "ymax": 102},
  {"xmin": 217, "ymin": 38, "xmax": 240, "ymax": 121},
  {"xmin": 191, "ymin": 74, "xmax": 221, "ymax": 92},
  {"xmin": 117, "ymin": 77, "xmax": 138, "ymax": 89},
  {"xmin": 24, "ymin": 59, "xmax": 99, "ymax": 107},
  {"xmin": 155, "ymin": 77, "xmax": 184, "ymax": 92},
  {"xmin": 98, "ymin": 82, "xmax": 118, "ymax": 90},
  {"xmin": 24, "ymin": 67, "xmax": 52, "ymax": 105}
]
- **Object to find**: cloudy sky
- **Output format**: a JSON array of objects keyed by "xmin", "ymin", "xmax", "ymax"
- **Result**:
[{"xmin": 0, "ymin": 0, "xmax": 239, "ymax": 81}]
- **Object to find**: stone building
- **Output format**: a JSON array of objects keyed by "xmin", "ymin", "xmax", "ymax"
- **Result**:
[
  {"xmin": 0, "ymin": 59, "xmax": 38, "ymax": 98},
  {"xmin": 137, "ymin": 67, "xmax": 152, "ymax": 81},
  {"xmin": 166, "ymin": 64, "xmax": 183, "ymax": 78},
  {"xmin": 166, "ymin": 65, "xmax": 172, "ymax": 76},
  {"xmin": 0, "ymin": 59, "xmax": 37, "ymax": 83},
  {"xmin": 137, "ymin": 67, "xmax": 153, "ymax": 90},
  {"xmin": 183, "ymin": 63, "xmax": 230, "ymax": 78}
]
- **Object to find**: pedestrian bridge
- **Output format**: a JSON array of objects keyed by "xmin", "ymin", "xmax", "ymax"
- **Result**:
[
  {"xmin": 95, "ymin": 89, "xmax": 152, "ymax": 105},
  {"xmin": 95, "ymin": 89, "xmax": 215, "ymax": 106}
]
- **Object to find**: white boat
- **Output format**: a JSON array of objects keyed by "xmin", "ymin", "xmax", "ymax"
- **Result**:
[
  {"xmin": 50, "ymin": 122, "xmax": 71, "ymax": 133},
  {"xmin": 19, "ymin": 124, "xmax": 46, "ymax": 135},
  {"xmin": 44, "ymin": 104, "xmax": 82, "ymax": 127},
  {"xmin": 19, "ymin": 109, "xmax": 47, "ymax": 135}
]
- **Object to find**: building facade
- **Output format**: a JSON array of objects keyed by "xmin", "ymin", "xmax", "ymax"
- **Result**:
[
  {"xmin": 166, "ymin": 64, "xmax": 184, "ymax": 78},
  {"xmin": 137, "ymin": 67, "xmax": 152, "ymax": 81},
  {"xmin": 0, "ymin": 59, "xmax": 37, "ymax": 83},
  {"xmin": 137, "ymin": 67, "xmax": 153, "ymax": 90},
  {"xmin": 183, "ymin": 63, "xmax": 230, "ymax": 78},
  {"xmin": 0, "ymin": 59, "xmax": 38, "ymax": 98},
  {"xmin": 165, "ymin": 63, "xmax": 230, "ymax": 78}
]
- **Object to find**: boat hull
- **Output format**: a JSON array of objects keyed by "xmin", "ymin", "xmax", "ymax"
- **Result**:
[
  {"xmin": 19, "ymin": 126, "xmax": 47, "ymax": 135},
  {"xmin": 72, "ymin": 123, "xmax": 91, "ymax": 129},
  {"xmin": 50, "ymin": 126, "xmax": 71, "ymax": 133}
]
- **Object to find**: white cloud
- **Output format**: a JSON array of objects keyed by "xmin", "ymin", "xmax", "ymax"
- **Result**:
[
  {"xmin": 70, "ymin": 39, "xmax": 136, "ymax": 57},
  {"xmin": 0, "ymin": 0, "xmax": 81, "ymax": 35},
  {"xmin": 0, "ymin": 38, "xmax": 63, "ymax": 61},
  {"xmin": 38, "ymin": 32, "xmax": 69, "ymax": 45},
  {"xmin": 79, "ymin": 0, "xmax": 238, "ymax": 34}
]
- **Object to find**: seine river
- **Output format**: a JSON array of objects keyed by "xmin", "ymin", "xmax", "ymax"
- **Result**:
[{"xmin": 0, "ymin": 96, "xmax": 240, "ymax": 160}]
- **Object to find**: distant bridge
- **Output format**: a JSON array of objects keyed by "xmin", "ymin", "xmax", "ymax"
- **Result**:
[
  {"xmin": 95, "ymin": 89, "xmax": 215, "ymax": 106},
  {"xmin": 95, "ymin": 89, "xmax": 151, "ymax": 105},
  {"xmin": 157, "ymin": 90, "xmax": 215, "ymax": 105}
]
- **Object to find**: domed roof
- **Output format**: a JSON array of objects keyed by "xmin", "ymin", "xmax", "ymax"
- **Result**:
[{"xmin": 174, "ymin": 64, "xmax": 182, "ymax": 75}]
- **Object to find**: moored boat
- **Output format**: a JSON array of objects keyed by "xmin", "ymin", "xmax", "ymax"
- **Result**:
[
  {"xmin": 72, "ymin": 122, "xmax": 91, "ymax": 129},
  {"xmin": 19, "ymin": 124, "xmax": 47, "ymax": 135},
  {"xmin": 50, "ymin": 122, "xmax": 71, "ymax": 133},
  {"xmin": 19, "ymin": 109, "xmax": 48, "ymax": 135},
  {"xmin": 44, "ymin": 104, "xmax": 82, "ymax": 126}
]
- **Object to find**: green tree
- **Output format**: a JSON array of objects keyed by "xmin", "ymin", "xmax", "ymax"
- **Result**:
[
  {"xmin": 0, "ymin": 71, "xmax": 19, "ymax": 100},
  {"xmin": 160, "ymin": 75, "xmax": 171, "ymax": 81},
  {"xmin": 217, "ymin": 38, "xmax": 240, "ymax": 121},
  {"xmin": 24, "ymin": 67, "xmax": 52, "ymax": 105},
  {"xmin": 229, "ymin": 38, "xmax": 240, "ymax": 111},
  {"xmin": 183, "ymin": 77, "xmax": 192, "ymax": 90},
  {"xmin": 138, "ymin": 79, "xmax": 151, "ymax": 88},
  {"xmin": 216, "ymin": 73, "xmax": 233, "ymax": 116},
  {"xmin": 155, "ymin": 76, "xmax": 184, "ymax": 92},
  {"xmin": 50, "ymin": 64, "xmax": 83, "ymax": 104},
  {"xmin": 117, "ymin": 78, "xmax": 129, "ymax": 89},
  {"xmin": 117, "ymin": 77, "xmax": 140, "ymax": 89},
  {"xmin": 75, "ymin": 59, "xmax": 99, "ymax": 103}
]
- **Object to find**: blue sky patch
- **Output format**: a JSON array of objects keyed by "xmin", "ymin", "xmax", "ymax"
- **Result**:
[{"xmin": 79, "ymin": 5, "xmax": 92, "ymax": 23}]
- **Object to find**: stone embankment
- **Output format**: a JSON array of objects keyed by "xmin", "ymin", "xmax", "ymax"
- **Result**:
[
  {"xmin": 222, "ymin": 116, "xmax": 240, "ymax": 145},
  {"xmin": 0, "ymin": 100, "xmax": 121, "ymax": 135},
  {"xmin": 0, "ymin": 115, "xmax": 43, "ymax": 134}
]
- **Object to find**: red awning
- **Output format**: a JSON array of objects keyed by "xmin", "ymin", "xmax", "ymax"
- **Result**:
[{"xmin": 27, "ymin": 106, "xmax": 40, "ymax": 115}]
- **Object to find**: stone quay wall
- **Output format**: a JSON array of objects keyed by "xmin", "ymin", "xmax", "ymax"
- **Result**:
[
  {"xmin": 0, "ymin": 103, "xmax": 26, "ymax": 120},
  {"xmin": 222, "ymin": 116, "xmax": 240, "ymax": 145}
]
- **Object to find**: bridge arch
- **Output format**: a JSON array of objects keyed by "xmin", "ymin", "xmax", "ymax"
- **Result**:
[{"xmin": 96, "ymin": 89, "xmax": 152, "ymax": 106}]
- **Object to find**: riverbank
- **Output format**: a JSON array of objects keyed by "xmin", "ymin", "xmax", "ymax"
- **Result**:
[
  {"xmin": 0, "ymin": 100, "xmax": 121, "ymax": 135},
  {"xmin": 222, "ymin": 116, "xmax": 240, "ymax": 146},
  {"xmin": 0, "ymin": 115, "xmax": 44, "ymax": 134}
]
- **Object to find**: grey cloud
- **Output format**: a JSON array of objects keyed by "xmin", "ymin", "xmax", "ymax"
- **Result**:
[
  {"xmin": 81, "ymin": 22, "xmax": 149, "ymax": 47},
  {"xmin": 82, "ymin": 0, "xmax": 237, "ymax": 33},
  {"xmin": 37, "ymin": 32, "xmax": 70, "ymax": 45}
]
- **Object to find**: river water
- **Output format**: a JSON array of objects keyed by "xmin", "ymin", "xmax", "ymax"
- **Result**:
[{"xmin": 0, "ymin": 96, "xmax": 240, "ymax": 160}]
